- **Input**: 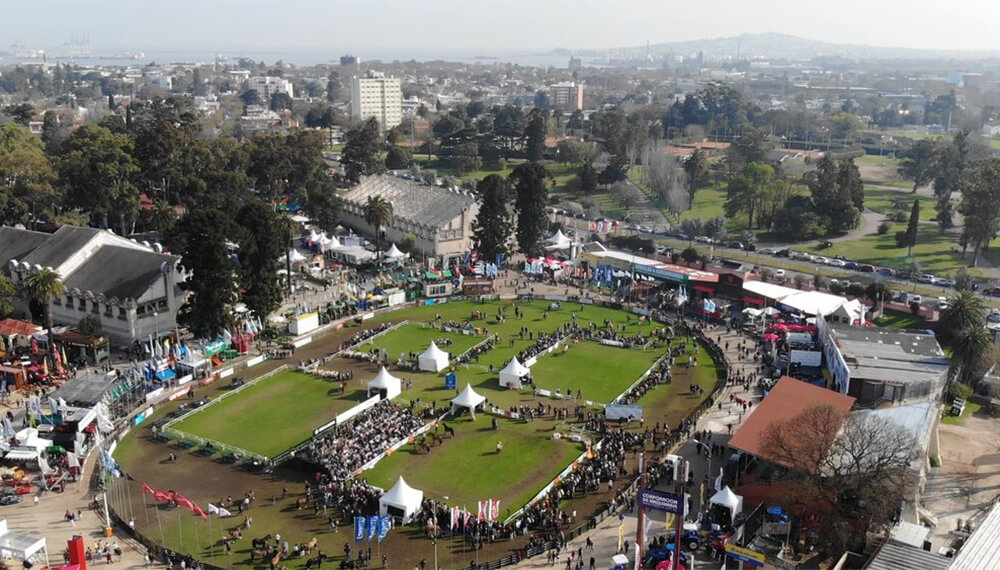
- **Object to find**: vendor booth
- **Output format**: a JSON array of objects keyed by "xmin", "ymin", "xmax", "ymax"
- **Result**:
[
  {"xmin": 0, "ymin": 518, "xmax": 47, "ymax": 568},
  {"xmin": 709, "ymin": 486, "xmax": 743, "ymax": 528},
  {"xmin": 451, "ymin": 383, "xmax": 486, "ymax": 418},
  {"xmin": 288, "ymin": 312, "xmax": 319, "ymax": 336},
  {"xmin": 498, "ymin": 357, "xmax": 530, "ymax": 389},
  {"xmin": 382, "ymin": 244, "xmax": 406, "ymax": 262},
  {"xmin": 54, "ymin": 329, "xmax": 110, "ymax": 365},
  {"xmin": 367, "ymin": 367, "xmax": 401, "ymax": 400},
  {"xmin": 0, "ymin": 319, "xmax": 41, "ymax": 357},
  {"xmin": 418, "ymin": 341, "xmax": 449, "ymax": 372},
  {"xmin": 379, "ymin": 476, "xmax": 424, "ymax": 523}
]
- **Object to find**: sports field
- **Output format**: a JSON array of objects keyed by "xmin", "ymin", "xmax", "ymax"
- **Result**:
[
  {"xmin": 529, "ymin": 341, "xmax": 659, "ymax": 404},
  {"xmin": 171, "ymin": 369, "xmax": 364, "ymax": 457},
  {"xmin": 364, "ymin": 413, "xmax": 585, "ymax": 516}
]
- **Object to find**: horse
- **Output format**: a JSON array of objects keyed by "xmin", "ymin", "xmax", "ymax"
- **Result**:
[
  {"xmin": 304, "ymin": 538, "xmax": 318, "ymax": 552},
  {"xmin": 296, "ymin": 497, "xmax": 309, "ymax": 510},
  {"xmin": 269, "ymin": 551, "xmax": 282, "ymax": 570},
  {"xmin": 442, "ymin": 423, "xmax": 456, "ymax": 438},
  {"xmin": 251, "ymin": 534, "xmax": 272, "ymax": 549},
  {"xmin": 305, "ymin": 553, "xmax": 327, "ymax": 569}
]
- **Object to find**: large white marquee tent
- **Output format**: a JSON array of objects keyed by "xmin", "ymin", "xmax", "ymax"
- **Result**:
[
  {"xmin": 451, "ymin": 383, "xmax": 486, "ymax": 418},
  {"xmin": 378, "ymin": 476, "xmax": 424, "ymax": 523},
  {"xmin": 367, "ymin": 366, "xmax": 401, "ymax": 400}
]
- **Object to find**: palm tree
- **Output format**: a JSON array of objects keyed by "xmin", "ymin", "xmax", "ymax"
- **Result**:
[
  {"xmin": 274, "ymin": 214, "xmax": 300, "ymax": 294},
  {"xmin": 363, "ymin": 196, "xmax": 393, "ymax": 255},
  {"xmin": 149, "ymin": 200, "xmax": 176, "ymax": 234},
  {"xmin": 950, "ymin": 325, "xmax": 993, "ymax": 386},
  {"xmin": 23, "ymin": 268, "xmax": 65, "ymax": 372},
  {"xmin": 939, "ymin": 291, "xmax": 985, "ymax": 342}
]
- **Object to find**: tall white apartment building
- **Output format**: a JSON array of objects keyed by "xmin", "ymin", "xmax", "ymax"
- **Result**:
[
  {"xmin": 351, "ymin": 71, "xmax": 402, "ymax": 131},
  {"xmin": 247, "ymin": 76, "xmax": 294, "ymax": 100}
]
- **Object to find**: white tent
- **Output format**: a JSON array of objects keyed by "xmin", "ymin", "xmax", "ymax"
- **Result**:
[
  {"xmin": 451, "ymin": 383, "xmax": 486, "ymax": 418},
  {"xmin": 383, "ymin": 243, "xmax": 406, "ymax": 261},
  {"xmin": 710, "ymin": 486, "xmax": 743, "ymax": 524},
  {"xmin": 498, "ymin": 357, "xmax": 530, "ymax": 389},
  {"xmin": 287, "ymin": 248, "xmax": 307, "ymax": 262},
  {"xmin": 379, "ymin": 476, "xmax": 424, "ymax": 523},
  {"xmin": 367, "ymin": 366, "xmax": 401, "ymax": 400},
  {"xmin": 742, "ymin": 307, "xmax": 762, "ymax": 318},
  {"xmin": 0, "ymin": 519, "xmax": 47, "ymax": 568},
  {"xmin": 545, "ymin": 229, "xmax": 572, "ymax": 250},
  {"xmin": 418, "ymin": 341, "xmax": 449, "ymax": 372},
  {"xmin": 761, "ymin": 307, "xmax": 782, "ymax": 317}
]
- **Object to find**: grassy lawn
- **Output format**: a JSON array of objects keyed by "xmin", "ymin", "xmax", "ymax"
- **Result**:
[
  {"xmin": 637, "ymin": 343, "xmax": 717, "ymax": 412},
  {"xmin": 803, "ymin": 222, "xmax": 967, "ymax": 276},
  {"xmin": 865, "ymin": 187, "xmax": 937, "ymax": 222},
  {"xmin": 873, "ymin": 310, "xmax": 928, "ymax": 329},
  {"xmin": 941, "ymin": 401, "xmax": 983, "ymax": 425},
  {"xmin": 172, "ymin": 370, "xmax": 362, "ymax": 456},
  {"xmin": 680, "ymin": 186, "xmax": 728, "ymax": 223},
  {"xmin": 364, "ymin": 414, "xmax": 584, "ymax": 515},
  {"xmin": 529, "ymin": 341, "xmax": 660, "ymax": 404},
  {"xmin": 358, "ymin": 323, "xmax": 485, "ymax": 366}
]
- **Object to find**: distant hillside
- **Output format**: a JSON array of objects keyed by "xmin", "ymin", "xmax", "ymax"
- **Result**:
[{"xmin": 569, "ymin": 32, "xmax": 1000, "ymax": 61}]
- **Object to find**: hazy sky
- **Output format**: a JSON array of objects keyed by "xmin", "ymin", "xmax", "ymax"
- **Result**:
[{"xmin": 9, "ymin": 0, "xmax": 1000, "ymax": 56}]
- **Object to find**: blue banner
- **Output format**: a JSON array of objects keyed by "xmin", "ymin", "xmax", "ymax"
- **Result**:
[
  {"xmin": 378, "ymin": 515, "xmax": 392, "ymax": 542},
  {"xmin": 367, "ymin": 515, "xmax": 378, "ymax": 542},
  {"xmin": 354, "ymin": 516, "xmax": 367, "ymax": 542},
  {"xmin": 445, "ymin": 372, "xmax": 457, "ymax": 390}
]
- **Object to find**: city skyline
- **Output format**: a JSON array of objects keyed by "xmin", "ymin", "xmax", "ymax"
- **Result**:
[{"xmin": 7, "ymin": 0, "xmax": 1000, "ymax": 57}]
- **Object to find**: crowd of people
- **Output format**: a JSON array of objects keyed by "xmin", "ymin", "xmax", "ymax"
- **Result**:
[
  {"xmin": 302, "ymin": 402, "xmax": 424, "ymax": 480},
  {"xmin": 455, "ymin": 335, "xmax": 497, "ymax": 364},
  {"xmin": 339, "ymin": 322, "xmax": 396, "ymax": 352}
]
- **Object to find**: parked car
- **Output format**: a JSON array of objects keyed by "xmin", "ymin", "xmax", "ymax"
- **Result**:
[
  {"xmin": 774, "ymin": 269, "xmax": 786, "ymax": 278},
  {"xmin": 937, "ymin": 279, "xmax": 954, "ymax": 288},
  {"xmin": 789, "ymin": 251, "xmax": 811, "ymax": 261},
  {"xmin": 859, "ymin": 264, "xmax": 875, "ymax": 273},
  {"xmin": 843, "ymin": 261, "xmax": 859, "ymax": 270},
  {"xmin": 984, "ymin": 287, "xmax": 1000, "ymax": 297},
  {"xmin": 918, "ymin": 274, "xmax": 937, "ymax": 284},
  {"xmin": 909, "ymin": 295, "xmax": 923, "ymax": 305},
  {"xmin": 937, "ymin": 297, "xmax": 950, "ymax": 310},
  {"xmin": 0, "ymin": 493, "xmax": 21, "ymax": 506},
  {"xmin": 759, "ymin": 247, "xmax": 777, "ymax": 255},
  {"xmin": 775, "ymin": 249, "xmax": 791, "ymax": 258},
  {"xmin": 745, "ymin": 244, "xmax": 757, "ymax": 252},
  {"xmin": 728, "ymin": 241, "xmax": 744, "ymax": 249},
  {"xmin": 828, "ymin": 259, "xmax": 846, "ymax": 268},
  {"xmin": 989, "ymin": 308, "xmax": 1000, "ymax": 323},
  {"xmin": 818, "ymin": 240, "xmax": 834, "ymax": 249},
  {"xmin": 875, "ymin": 267, "xmax": 895, "ymax": 277},
  {"xmin": 812, "ymin": 256, "xmax": 830, "ymax": 265},
  {"xmin": 694, "ymin": 236, "xmax": 712, "ymax": 244}
]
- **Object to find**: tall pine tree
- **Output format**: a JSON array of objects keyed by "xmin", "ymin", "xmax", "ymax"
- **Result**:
[
  {"xmin": 511, "ymin": 163, "xmax": 550, "ymax": 257},
  {"xmin": 472, "ymin": 175, "xmax": 512, "ymax": 262},
  {"xmin": 905, "ymin": 199, "xmax": 920, "ymax": 256}
]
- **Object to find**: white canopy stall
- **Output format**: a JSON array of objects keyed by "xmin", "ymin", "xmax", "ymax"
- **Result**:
[
  {"xmin": 378, "ymin": 476, "xmax": 424, "ymax": 523},
  {"xmin": 451, "ymin": 383, "xmax": 486, "ymax": 418},
  {"xmin": 545, "ymin": 229, "xmax": 572, "ymax": 250},
  {"xmin": 383, "ymin": 243, "xmax": 406, "ymax": 261},
  {"xmin": 367, "ymin": 367, "xmax": 401, "ymax": 400},
  {"xmin": 0, "ymin": 519, "xmax": 47, "ymax": 568},
  {"xmin": 418, "ymin": 341, "xmax": 449, "ymax": 372},
  {"xmin": 498, "ymin": 357, "xmax": 530, "ymax": 389},
  {"xmin": 709, "ymin": 486, "xmax": 744, "ymax": 528}
]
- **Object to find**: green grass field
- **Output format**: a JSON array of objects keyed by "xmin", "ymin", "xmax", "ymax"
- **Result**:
[
  {"xmin": 172, "ymin": 370, "xmax": 362, "ymax": 456},
  {"xmin": 364, "ymin": 414, "xmax": 584, "ymax": 515},
  {"xmin": 803, "ymin": 222, "xmax": 967, "ymax": 276},
  {"xmin": 873, "ymin": 310, "xmax": 929, "ymax": 330},
  {"xmin": 638, "ymin": 343, "xmax": 717, "ymax": 412},
  {"xmin": 865, "ymin": 187, "xmax": 938, "ymax": 222},
  {"xmin": 529, "ymin": 341, "xmax": 659, "ymax": 404},
  {"xmin": 358, "ymin": 323, "xmax": 486, "ymax": 366}
]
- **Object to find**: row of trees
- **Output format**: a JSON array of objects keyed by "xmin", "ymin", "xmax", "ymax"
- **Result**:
[{"xmin": 0, "ymin": 97, "xmax": 341, "ymax": 235}]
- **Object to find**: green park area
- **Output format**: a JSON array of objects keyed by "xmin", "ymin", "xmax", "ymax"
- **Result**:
[
  {"xmin": 529, "ymin": 341, "xmax": 660, "ymax": 404},
  {"xmin": 171, "ymin": 369, "xmax": 363, "ymax": 457},
  {"xmin": 357, "ymin": 323, "xmax": 486, "ymax": 364}
]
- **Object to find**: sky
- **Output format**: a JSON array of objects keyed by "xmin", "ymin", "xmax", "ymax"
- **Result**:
[{"xmin": 7, "ymin": 0, "xmax": 1000, "ymax": 57}]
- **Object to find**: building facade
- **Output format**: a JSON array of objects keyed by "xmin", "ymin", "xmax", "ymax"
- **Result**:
[
  {"xmin": 0, "ymin": 226, "xmax": 185, "ymax": 347},
  {"xmin": 550, "ymin": 82, "xmax": 584, "ymax": 110},
  {"xmin": 351, "ymin": 71, "xmax": 402, "ymax": 130},
  {"xmin": 338, "ymin": 175, "xmax": 478, "ymax": 259},
  {"xmin": 247, "ymin": 76, "xmax": 294, "ymax": 100}
]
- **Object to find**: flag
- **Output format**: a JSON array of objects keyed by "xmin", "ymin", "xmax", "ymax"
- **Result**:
[
  {"xmin": 175, "ymin": 494, "xmax": 195, "ymax": 511},
  {"xmin": 477, "ymin": 500, "xmax": 486, "ymax": 522},
  {"xmin": 463, "ymin": 508, "xmax": 472, "ymax": 528},
  {"xmin": 153, "ymin": 491, "xmax": 173, "ymax": 503},
  {"xmin": 367, "ymin": 515, "xmax": 378, "ymax": 542},
  {"xmin": 207, "ymin": 504, "xmax": 220, "ymax": 515},
  {"xmin": 218, "ymin": 507, "xmax": 232, "ymax": 517},
  {"xmin": 702, "ymin": 298, "xmax": 716, "ymax": 313},
  {"xmin": 585, "ymin": 447, "xmax": 595, "ymax": 460},
  {"xmin": 451, "ymin": 506, "xmax": 458, "ymax": 530},
  {"xmin": 142, "ymin": 482, "xmax": 155, "ymax": 495},
  {"xmin": 491, "ymin": 499, "xmax": 500, "ymax": 522},
  {"xmin": 617, "ymin": 521, "xmax": 625, "ymax": 552},
  {"xmin": 714, "ymin": 467, "xmax": 724, "ymax": 492},
  {"xmin": 193, "ymin": 504, "xmax": 208, "ymax": 521},
  {"xmin": 378, "ymin": 515, "xmax": 391, "ymax": 542},
  {"xmin": 354, "ymin": 517, "xmax": 367, "ymax": 542}
]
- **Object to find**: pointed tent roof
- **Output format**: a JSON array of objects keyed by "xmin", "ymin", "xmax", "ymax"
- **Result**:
[
  {"xmin": 500, "ymin": 357, "xmax": 529, "ymax": 378},
  {"xmin": 368, "ymin": 366, "xmax": 400, "ymax": 390},
  {"xmin": 288, "ymin": 248, "xmax": 307, "ymax": 262},
  {"xmin": 380, "ymin": 476, "xmax": 423, "ymax": 508},
  {"xmin": 420, "ymin": 341, "xmax": 448, "ymax": 361},
  {"xmin": 308, "ymin": 229, "xmax": 320, "ymax": 243},
  {"xmin": 384, "ymin": 243, "xmax": 405, "ymax": 260},
  {"xmin": 451, "ymin": 383, "xmax": 486, "ymax": 408},
  {"xmin": 710, "ymin": 486, "xmax": 740, "ymax": 510},
  {"xmin": 546, "ymin": 229, "xmax": 570, "ymax": 244}
]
